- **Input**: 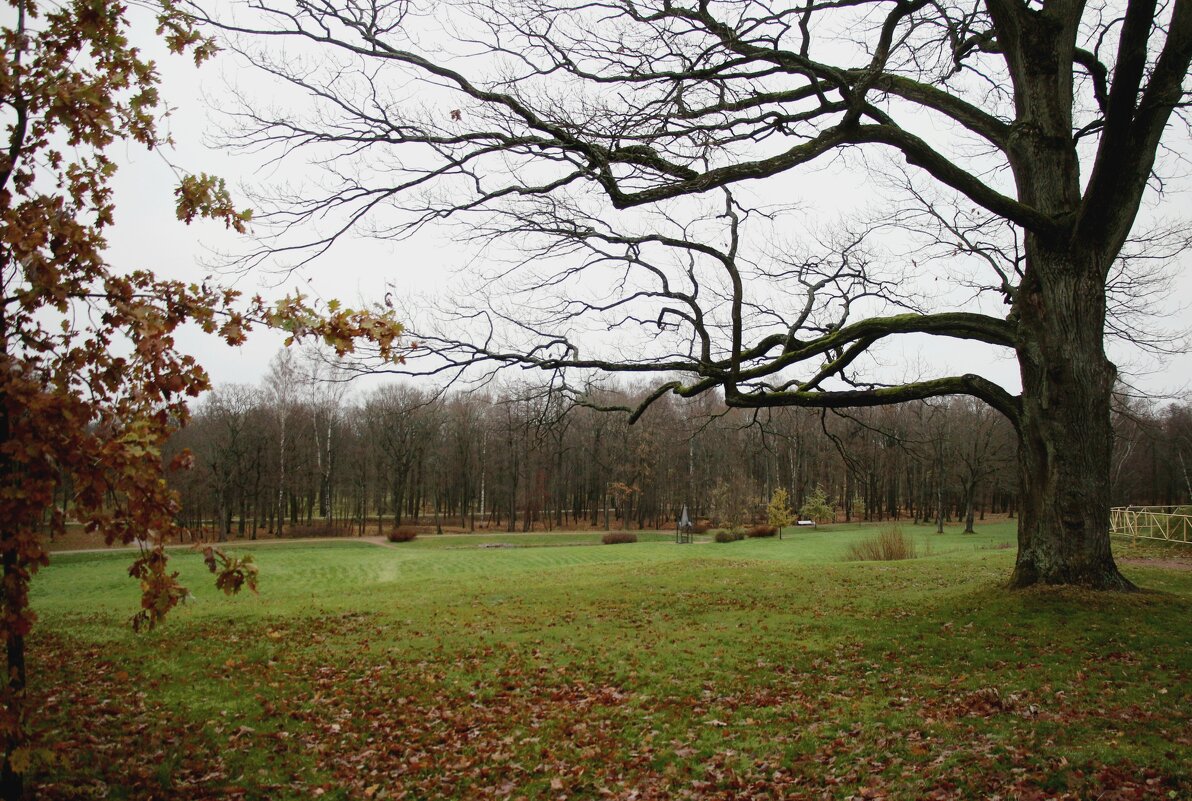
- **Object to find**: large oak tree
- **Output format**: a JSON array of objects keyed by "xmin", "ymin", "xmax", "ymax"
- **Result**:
[{"xmin": 199, "ymin": 0, "xmax": 1192, "ymax": 590}]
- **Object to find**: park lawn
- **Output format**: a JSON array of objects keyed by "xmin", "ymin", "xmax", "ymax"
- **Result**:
[{"xmin": 26, "ymin": 522, "xmax": 1192, "ymax": 800}]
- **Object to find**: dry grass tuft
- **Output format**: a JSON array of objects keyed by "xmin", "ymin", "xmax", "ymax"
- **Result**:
[
  {"xmin": 846, "ymin": 526, "xmax": 919, "ymax": 561},
  {"xmin": 747, "ymin": 524, "xmax": 779, "ymax": 538}
]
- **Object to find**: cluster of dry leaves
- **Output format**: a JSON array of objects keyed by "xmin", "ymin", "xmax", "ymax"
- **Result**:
[{"xmin": 26, "ymin": 611, "xmax": 1190, "ymax": 801}]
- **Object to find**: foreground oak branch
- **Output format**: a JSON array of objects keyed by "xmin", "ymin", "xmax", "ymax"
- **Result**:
[{"xmin": 0, "ymin": 2, "xmax": 404, "ymax": 797}]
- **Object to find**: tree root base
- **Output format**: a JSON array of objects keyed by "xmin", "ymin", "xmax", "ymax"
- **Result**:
[{"xmin": 1008, "ymin": 563, "xmax": 1138, "ymax": 592}]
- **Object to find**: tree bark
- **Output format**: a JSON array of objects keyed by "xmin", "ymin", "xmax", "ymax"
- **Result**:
[
  {"xmin": 1010, "ymin": 253, "xmax": 1134, "ymax": 590},
  {"xmin": 963, "ymin": 478, "xmax": 977, "ymax": 533},
  {"xmin": 0, "ymin": 380, "xmax": 24, "ymax": 801},
  {"xmin": 0, "ymin": 587, "xmax": 23, "ymax": 801}
]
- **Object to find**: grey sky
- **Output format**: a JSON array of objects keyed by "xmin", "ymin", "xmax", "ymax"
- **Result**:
[{"xmin": 103, "ymin": 8, "xmax": 1192, "ymax": 403}]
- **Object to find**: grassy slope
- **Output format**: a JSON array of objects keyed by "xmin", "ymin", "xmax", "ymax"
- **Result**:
[{"xmin": 28, "ymin": 522, "xmax": 1192, "ymax": 800}]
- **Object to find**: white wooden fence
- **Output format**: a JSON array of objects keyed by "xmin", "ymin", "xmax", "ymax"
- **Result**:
[{"xmin": 1109, "ymin": 506, "xmax": 1192, "ymax": 544}]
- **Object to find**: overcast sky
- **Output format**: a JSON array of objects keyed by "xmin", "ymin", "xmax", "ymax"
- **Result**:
[{"xmin": 102, "ymin": 10, "xmax": 1192, "ymax": 405}]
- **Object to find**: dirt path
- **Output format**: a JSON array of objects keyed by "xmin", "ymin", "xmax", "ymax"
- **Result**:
[
  {"xmin": 1121, "ymin": 557, "xmax": 1192, "ymax": 572},
  {"xmin": 48, "ymin": 529, "xmax": 610, "ymax": 556},
  {"xmin": 51, "ymin": 535, "xmax": 396, "ymax": 556}
]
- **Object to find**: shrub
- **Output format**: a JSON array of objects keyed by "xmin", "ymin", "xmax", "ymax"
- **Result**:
[
  {"xmin": 747, "ymin": 524, "xmax": 778, "ymax": 538},
  {"xmin": 602, "ymin": 531, "xmax": 637, "ymax": 545},
  {"xmin": 799, "ymin": 484, "xmax": 835, "ymax": 524},
  {"xmin": 845, "ymin": 526, "xmax": 918, "ymax": 561},
  {"xmin": 386, "ymin": 526, "xmax": 418, "ymax": 543},
  {"xmin": 690, "ymin": 523, "xmax": 709, "ymax": 535},
  {"xmin": 714, "ymin": 530, "xmax": 744, "ymax": 543}
]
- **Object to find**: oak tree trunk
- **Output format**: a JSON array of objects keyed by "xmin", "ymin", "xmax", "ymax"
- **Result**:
[
  {"xmin": 1010, "ymin": 252, "xmax": 1133, "ymax": 590},
  {"xmin": 0, "ymin": 608, "xmax": 23, "ymax": 801},
  {"xmin": 0, "ymin": 398, "xmax": 23, "ymax": 801}
]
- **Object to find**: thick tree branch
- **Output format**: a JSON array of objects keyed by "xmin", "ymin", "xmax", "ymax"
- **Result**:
[
  {"xmin": 1077, "ymin": 0, "xmax": 1192, "ymax": 254},
  {"xmin": 605, "ymin": 123, "xmax": 1055, "ymax": 233},
  {"xmin": 724, "ymin": 374, "xmax": 1021, "ymax": 426},
  {"xmin": 860, "ymin": 72, "xmax": 1012, "ymax": 147},
  {"xmin": 740, "ymin": 311, "xmax": 1015, "ymax": 373},
  {"xmin": 1073, "ymin": 47, "xmax": 1110, "ymax": 114}
]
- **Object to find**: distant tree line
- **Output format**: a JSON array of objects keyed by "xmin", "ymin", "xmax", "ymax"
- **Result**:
[
  {"xmin": 163, "ymin": 351, "xmax": 1192, "ymax": 540},
  {"xmin": 1111, "ymin": 399, "xmax": 1192, "ymax": 508}
]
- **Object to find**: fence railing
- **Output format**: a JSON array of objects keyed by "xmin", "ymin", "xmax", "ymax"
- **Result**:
[{"xmin": 1109, "ymin": 506, "xmax": 1192, "ymax": 545}]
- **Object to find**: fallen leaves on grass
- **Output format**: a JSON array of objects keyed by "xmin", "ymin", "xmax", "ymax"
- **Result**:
[{"xmin": 26, "ymin": 610, "xmax": 1192, "ymax": 801}]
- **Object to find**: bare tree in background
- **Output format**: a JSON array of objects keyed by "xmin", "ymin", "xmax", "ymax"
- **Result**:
[
  {"xmin": 952, "ymin": 398, "xmax": 1015, "ymax": 533},
  {"xmin": 171, "ymin": 368, "xmax": 1191, "ymax": 534},
  {"xmin": 266, "ymin": 349, "xmax": 299, "ymax": 535},
  {"xmin": 196, "ymin": 385, "xmax": 262, "ymax": 541},
  {"xmin": 195, "ymin": 0, "xmax": 1192, "ymax": 589},
  {"xmin": 300, "ymin": 347, "xmax": 352, "ymax": 520}
]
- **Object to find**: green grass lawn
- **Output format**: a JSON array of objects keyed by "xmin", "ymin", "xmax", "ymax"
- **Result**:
[{"xmin": 27, "ymin": 522, "xmax": 1192, "ymax": 800}]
